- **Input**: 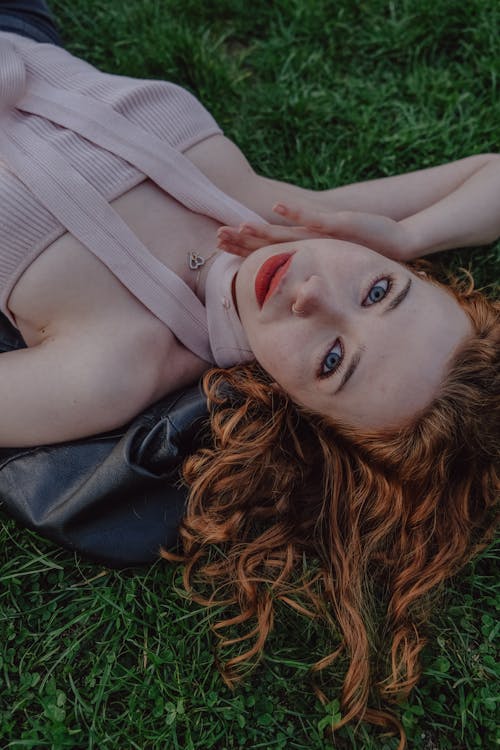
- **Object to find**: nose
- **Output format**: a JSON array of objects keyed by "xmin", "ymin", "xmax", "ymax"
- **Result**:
[{"xmin": 292, "ymin": 275, "xmax": 331, "ymax": 317}]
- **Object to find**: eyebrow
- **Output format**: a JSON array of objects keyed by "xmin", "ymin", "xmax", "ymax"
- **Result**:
[
  {"xmin": 334, "ymin": 348, "xmax": 362, "ymax": 394},
  {"xmin": 384, "ymin": 277, "xmax": 412, "ymax": 312},
  {"xmin": 333, "ymin": 277, "xmax": 412, "ymax": 395}
]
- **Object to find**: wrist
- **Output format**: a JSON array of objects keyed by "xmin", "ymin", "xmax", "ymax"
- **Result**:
[{"xmin": 398, "ymin": 218, "xmax": 426, "ymax": 260}]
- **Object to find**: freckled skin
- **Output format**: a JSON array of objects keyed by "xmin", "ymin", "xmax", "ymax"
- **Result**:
[{"xmin": 235, "ymin": 239, "xmax": 472, "ymax": 429}]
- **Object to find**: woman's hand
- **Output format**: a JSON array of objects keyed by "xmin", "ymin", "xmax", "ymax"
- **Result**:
[
  {"xmin": 217, "ymin": 203, "xmax": 416, "ymax": 261},
  {"xmin": 217, "ymin": 210, "xmax": 325, "ymax": 257}
]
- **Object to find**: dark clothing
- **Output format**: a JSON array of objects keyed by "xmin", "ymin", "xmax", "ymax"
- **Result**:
[{"xmin": 0, "ymin": 0, "xmax": 61, "ymax": 45}]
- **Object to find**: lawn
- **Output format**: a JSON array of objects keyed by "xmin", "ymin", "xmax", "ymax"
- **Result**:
[{"xmin": 0, "ymin": 0, "xmax": 499, "ymax": 748}]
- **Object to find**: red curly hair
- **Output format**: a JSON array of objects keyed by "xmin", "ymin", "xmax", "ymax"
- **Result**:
[{"xmin": 162, "ymin": 270, "xmax": 499, "ymax": 748}]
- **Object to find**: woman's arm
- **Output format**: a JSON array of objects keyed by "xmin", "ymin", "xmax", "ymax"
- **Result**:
[
  {"xmin": 0, "ymin": 320, "xmax": 206, "ymax": 448},
  {"xmin": 218, "ymin": 154, "xmax": 500, "ymax": 261},
  {"xmin": 264, "ymin": 153, "xmax": 500, "ymax": 222},
  {"xmin": 399, "ymin": 155, "xmax": 500, "ymax": 255},
  {"xmin": 188, "ymin": 136, "xmax": 499, "ymax": 257}
]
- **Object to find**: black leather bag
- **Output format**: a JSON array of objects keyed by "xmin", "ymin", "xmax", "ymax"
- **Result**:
[{"xmin": 0, "ymin": 313, "xmax": 209, "ymax": 568}]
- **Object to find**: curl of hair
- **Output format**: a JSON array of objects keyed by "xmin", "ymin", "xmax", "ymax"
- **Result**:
[{"xmin": 162, "ymin": 270, "xmax": 499, "ymax": 748}]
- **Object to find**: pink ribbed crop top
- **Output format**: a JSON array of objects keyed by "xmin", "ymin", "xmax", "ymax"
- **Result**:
[{"xmin": 0, "ymin": 32, "xmax": 264, "ymax": 366}]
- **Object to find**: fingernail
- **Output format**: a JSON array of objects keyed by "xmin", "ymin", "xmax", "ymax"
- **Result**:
[{"xmin": 273, "ymin": 204, "xmax": 286, "ymax": 215}]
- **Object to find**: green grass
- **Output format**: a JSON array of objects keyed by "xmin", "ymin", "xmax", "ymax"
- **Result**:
[{"xmin": 1, "ymin": 0, "xmax": 499, "ymax": 748}]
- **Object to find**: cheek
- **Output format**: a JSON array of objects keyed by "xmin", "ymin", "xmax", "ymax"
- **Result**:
[{"xmin": 249, "ymin": 327, "xmax": 305, "ymax": 389}]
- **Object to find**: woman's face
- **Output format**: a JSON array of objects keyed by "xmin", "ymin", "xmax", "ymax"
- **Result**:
[{"xmin": 234, "ymin": 239, "xmax": 472, "ymax": 429}]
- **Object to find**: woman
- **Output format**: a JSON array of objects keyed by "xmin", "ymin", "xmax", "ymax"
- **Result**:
[{"xmin": 0, "ymin": 2, "xmax": 498, "ymax": 746}]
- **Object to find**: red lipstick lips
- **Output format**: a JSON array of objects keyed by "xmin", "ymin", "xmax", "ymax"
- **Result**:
[{"xmin": 255, "ymin": 253, "xmax": 293, "ymax": 307}]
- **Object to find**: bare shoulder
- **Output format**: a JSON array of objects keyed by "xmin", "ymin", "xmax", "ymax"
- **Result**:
[
  {"xmin": 56, "ymin": 310, "xmax": 210, "ymax": 409},
  {"xmin": 0, "ymin": 318, "xmax": 207, "ymax": 447},
  {"xmin": 184, "ymin": 135, "xmax": 256, "ymax": 199},
  {"xmin": 185, "ymin": 134, "xmax": 266, "ymax": 217},
  {"xmin": 184, "ymin": 134, "xmax": 314, "ymax": 222}
]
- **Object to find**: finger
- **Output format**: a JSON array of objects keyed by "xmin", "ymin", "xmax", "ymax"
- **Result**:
[
  {"xmin": 218, "ymin": 232, "xmax": 270, "ymax": 252},
  {"xmin": 217, "ymin": 237, "xmax": 259, "ymax": 257},
  {"xmin": 217, "ymin": 241, "xmax": 250, "ymax": 257},
  {"xmin": 273, "ymin": 203, "xmax": 335, "ymax": 231},
  {"xmin": 221, "ymin": 222, "xmax": 321, "ymax": 245},
  {"xmin": 240, "ymin": 223, "xmax": 319, "ymax": 242},
  {"xmin": 218, "ymin": 224, "xmax": 275, "ymax": 243},
  {"xmin": 217, "ymin": 226, "xmax": 260, "ymax": 245}
]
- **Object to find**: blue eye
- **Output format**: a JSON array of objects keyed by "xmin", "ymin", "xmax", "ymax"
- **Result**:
[
  {"xmin": 320, "ymin": 339, "xmax": 343, "ymax": 377},
  {"xmin": 364, "ymin": 277, "xmax": 390, "ymax": 306}
]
